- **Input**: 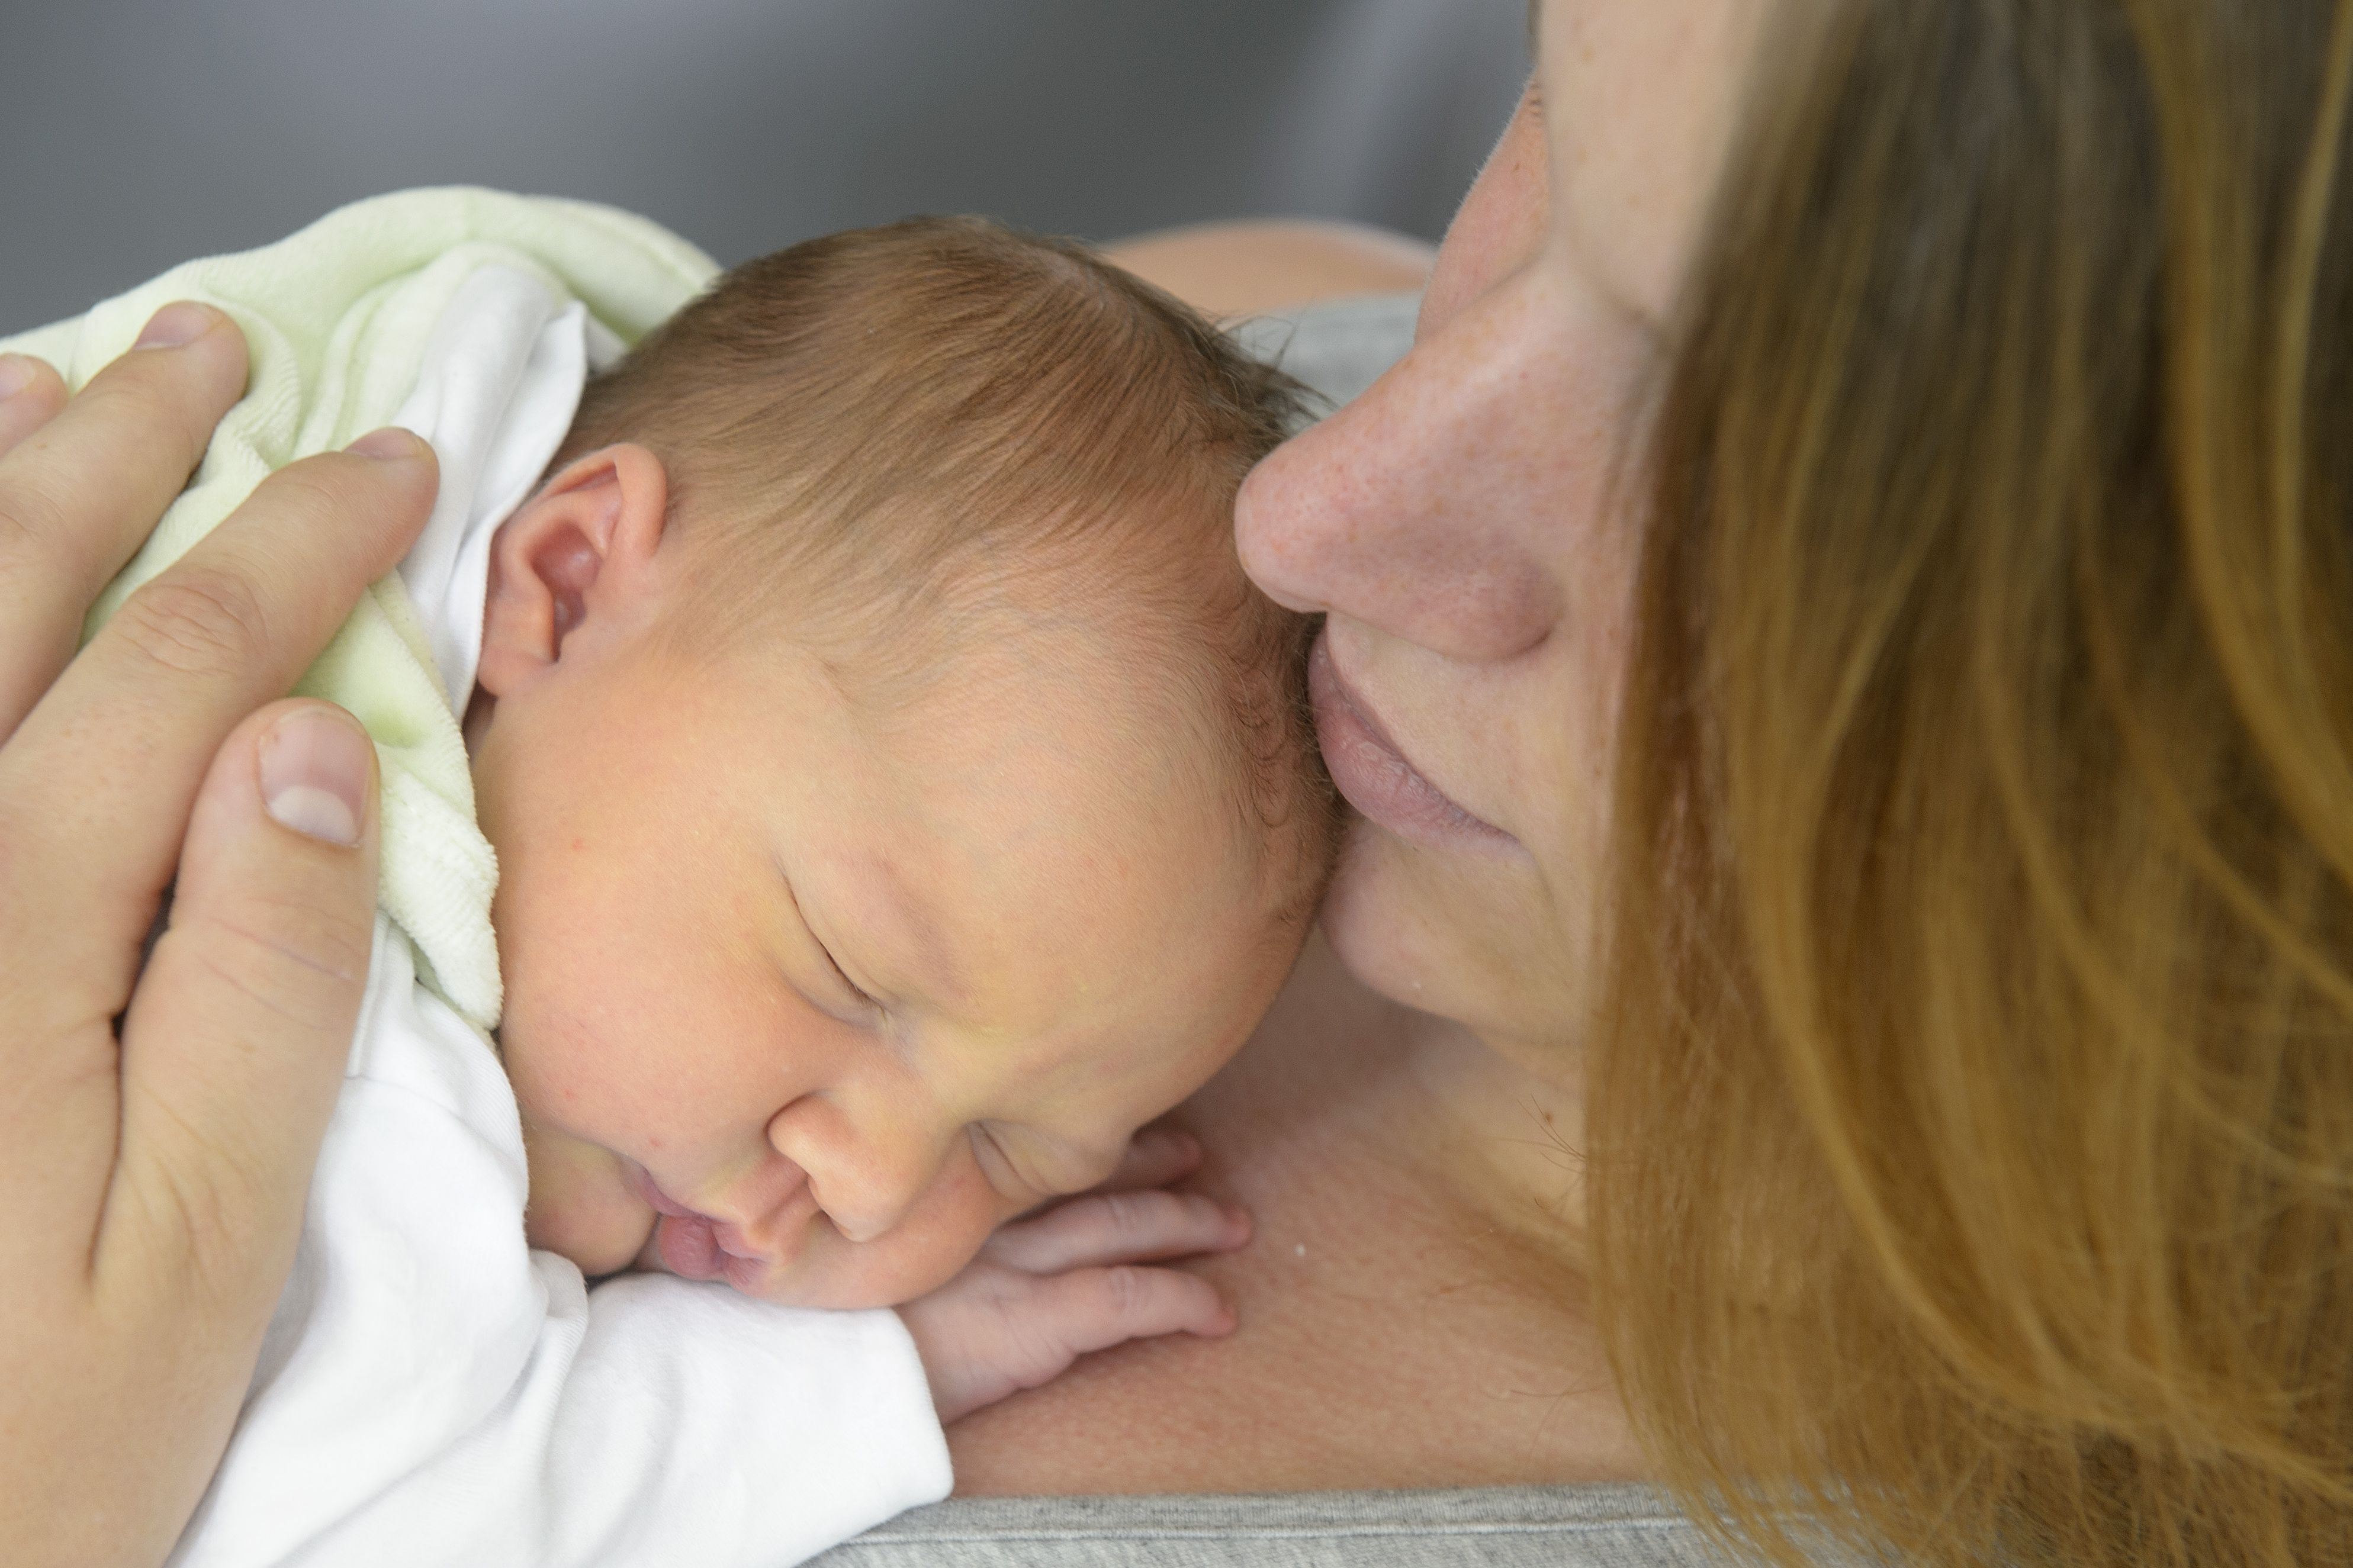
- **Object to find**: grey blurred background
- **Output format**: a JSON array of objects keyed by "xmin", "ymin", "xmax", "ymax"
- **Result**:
[{"xmin": 1, "ymin": 0, "xmax": 1528, "ymax": 332}]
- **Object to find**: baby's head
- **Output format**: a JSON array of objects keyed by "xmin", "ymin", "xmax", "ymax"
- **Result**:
[{"xmin": 464, "ymin": 218, "xmax": 1335, "ymax": 1308}]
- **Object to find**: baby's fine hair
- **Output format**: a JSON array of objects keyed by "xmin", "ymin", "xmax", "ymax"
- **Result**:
[{"xmin": 554, "ymin": 215, "xmax": 1336, "ymax": 916}]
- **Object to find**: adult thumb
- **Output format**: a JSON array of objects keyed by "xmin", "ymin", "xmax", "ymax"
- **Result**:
[{"xmin": 102, "ymin": 698, "xmax": 380, "ymax": 1313}]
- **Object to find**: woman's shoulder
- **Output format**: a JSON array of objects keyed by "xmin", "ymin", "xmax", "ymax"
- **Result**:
[
  {"xmin": 1105, "ymin": 220, "xmax": 1432, "ymax": 321},
  {"xmin": 1104, "ymin": 218, "xmax": 1426, "ymax": 416},
  {"xmin": 1229, "ymin": 289, "xmax": 1422, "ymax": 416}
]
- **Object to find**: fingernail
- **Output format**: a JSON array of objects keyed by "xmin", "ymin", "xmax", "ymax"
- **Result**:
[
  {"xmin": 133, "ymin": 301, "xmax": 217, "ymax": 350},
  {"xmin": 0, "ymin": 354, "xmax": 36, "ymax": 401},
  {"xmin": 259, "ymin": 706, "xmax": 371, "ymax": 847},
  {"xmin": 345, "ymin": 426, "xmax": 422, "ymax": 461}
]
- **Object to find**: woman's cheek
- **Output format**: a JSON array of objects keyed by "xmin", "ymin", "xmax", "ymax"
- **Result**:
[{"xmin": 1422, "ymin": 95, "xmax": 1549, "ymax": 333}]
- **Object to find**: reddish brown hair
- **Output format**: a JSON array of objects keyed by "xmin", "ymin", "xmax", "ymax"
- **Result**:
[{"xmin": 1593, "ymin": 4, "xmax": 2353, "ymax": 1565}]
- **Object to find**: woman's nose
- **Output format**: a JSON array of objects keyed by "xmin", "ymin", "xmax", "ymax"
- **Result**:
[{"xmin": 1235, "ymin": 310, "xmax": 1568, "ymax": 665}]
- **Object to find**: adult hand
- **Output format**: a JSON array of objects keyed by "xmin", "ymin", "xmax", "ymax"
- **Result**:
[{"xmin": 0, "ymin": 304, "xmax": 437, "ymax": 1568}]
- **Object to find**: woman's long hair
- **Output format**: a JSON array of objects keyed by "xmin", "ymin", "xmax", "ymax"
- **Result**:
[{"xmin": 1592, "ymin": 3, "xmax": 2353, "ymax": 1563}]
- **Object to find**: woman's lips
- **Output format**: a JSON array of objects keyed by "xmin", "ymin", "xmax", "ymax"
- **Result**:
[{"xmin": 1309, "ymin": 631, "xmax": 1522, "ymax": 855}]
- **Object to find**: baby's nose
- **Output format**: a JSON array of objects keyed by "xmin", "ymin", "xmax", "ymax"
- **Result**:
[
  {"xmin": 722, "ymin": 1158, "xmax": 812, "ymax": 1256},
  {"xmin": 766, "ymin": 1094, "xmax": 956, "ymax": 1244}
]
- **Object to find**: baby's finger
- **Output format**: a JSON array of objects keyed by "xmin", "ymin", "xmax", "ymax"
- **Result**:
[
  {"xmin": 986, "ymin": 1189, "xmax": 1250, "ymax": 1276},
  {"xmin": 1034, "ymin": 1264, "xmax": 1239, "ymax": 1367},
  {"xmin": 1088, "ymin": 1125, "xmax": 1203, "ymax": 1194}
]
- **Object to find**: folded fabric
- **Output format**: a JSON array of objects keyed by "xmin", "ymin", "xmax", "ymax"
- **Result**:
[{"xmin": 1, "ymin": 188, "xmax": 721, "ymax": 1029}]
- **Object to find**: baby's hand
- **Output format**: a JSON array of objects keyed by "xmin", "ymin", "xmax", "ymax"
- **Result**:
[{"xmin": 898, "ymin": 1180, "xmax": 1251, "ymax": 1423}]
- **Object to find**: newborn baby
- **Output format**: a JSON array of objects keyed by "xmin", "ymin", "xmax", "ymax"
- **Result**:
[
  {"xmin": 5, "ymin": 195, "xmax": 1330, "ymax": 1568},
  {"xmin": 490, "ymin": 218, "xmax": 1332, "ymax": 1316}
]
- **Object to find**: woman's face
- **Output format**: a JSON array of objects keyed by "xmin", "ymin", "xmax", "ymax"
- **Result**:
[{"xmin": 1236, "ymin": 0, "xmax": 1770, "ymax": 1056}]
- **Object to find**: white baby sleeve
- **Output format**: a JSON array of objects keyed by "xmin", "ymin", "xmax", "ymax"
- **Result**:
[{"xmin": 167, "ymin": 919, "xmax": 951, "ymax": 1568}]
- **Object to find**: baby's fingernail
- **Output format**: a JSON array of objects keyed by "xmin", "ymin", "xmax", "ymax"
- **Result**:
[
  {"xmin": 259, "ymin": 705, "xmax": 372, "ymax": 847},
  {"xmin": 345, "ymin": 426, "xmax": 423, "ymax": 462},
  {"xmin": 0, "ymin": 353, "xmax": 38, "ymax": 401},
  {"xmin": 134, "ymin": 301, "xmax": 217, "ymax": 350}
]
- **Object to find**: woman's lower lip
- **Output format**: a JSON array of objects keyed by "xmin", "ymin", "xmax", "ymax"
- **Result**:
[{"xmin": 1309, "ymin": 632, "xmax": 1521, "ymax": 855}]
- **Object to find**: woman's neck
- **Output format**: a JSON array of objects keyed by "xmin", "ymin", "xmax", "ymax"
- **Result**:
[{"xmin": 1391, "ymin": 1004, "xmax": 1592, "ymax": 1261}]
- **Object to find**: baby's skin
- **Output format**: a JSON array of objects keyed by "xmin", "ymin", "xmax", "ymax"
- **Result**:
[{"xmin": 462, "ymin": 443, "xmax": 1313, "ymax": 1416}]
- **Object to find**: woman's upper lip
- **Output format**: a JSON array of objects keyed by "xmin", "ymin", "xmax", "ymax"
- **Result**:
[{"xmin": 1310, "ymin": 632, "xmax": 1522, "ymax": 854}]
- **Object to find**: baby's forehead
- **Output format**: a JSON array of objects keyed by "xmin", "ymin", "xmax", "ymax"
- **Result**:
[
  {"xmin": 807, "ymin": 640, "xmax": 1283, "ymax": 895},
  {"xmin": 842, "ymin": 618, "xmax": 1258, "ymax": 860}
]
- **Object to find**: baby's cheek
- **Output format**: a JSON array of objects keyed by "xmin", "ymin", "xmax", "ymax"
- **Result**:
[
  {"xmin": 521, "ymin": 1121, "xmax": 652, "ymax": 1276},
  {"xmin": 752, "ymin": 1154, "xmax": 1010, "ymax": 1310}
]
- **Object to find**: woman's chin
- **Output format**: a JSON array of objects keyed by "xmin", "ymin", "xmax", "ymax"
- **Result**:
[
  {"xmin": 1318, "ymin": 818, "xmax": 1477, "ymax": 1013},
  {"xmin": 1318, "ymin": 815, "xmax": 1586, "ymax": 1047}
]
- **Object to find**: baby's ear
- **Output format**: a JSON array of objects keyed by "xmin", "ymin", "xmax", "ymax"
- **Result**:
[{"xmin": 475, "ymin": 443, "xmax": 671, "ymax": 698}]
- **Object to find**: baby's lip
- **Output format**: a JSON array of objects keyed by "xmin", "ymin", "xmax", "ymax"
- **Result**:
[
  {"xmin": 655, "ymin": 1211, "xmax": 750, "ymax": 1283},
  {"xmin": 625, "ymin": 1161, "xmax": 709, "ymax": 1223},
  {"xmin": 625, "ymin": 1160, "xmax": 821, "ymax": 1286}
]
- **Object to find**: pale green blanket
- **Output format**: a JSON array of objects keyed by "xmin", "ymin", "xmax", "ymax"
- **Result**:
[{"xmin": 2, "ymin": 188, "xmax": 719, "ymax": 1029}]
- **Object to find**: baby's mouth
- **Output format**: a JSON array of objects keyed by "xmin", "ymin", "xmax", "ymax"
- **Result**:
[
  {"xmin": 625, "ymin": 1161, "xmax": 819, "ymax": 1292},
  {"xmin": 652, "ymin": 1210, "xmax": 760, "ymax": 1284}
]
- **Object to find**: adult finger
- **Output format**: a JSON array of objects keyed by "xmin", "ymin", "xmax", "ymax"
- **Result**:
[
  {"xmin": 100, "ymin": 698, "xmax": 379, "ymax": 1316},
  {"xmin": 0, "ymin": 303, "xmax": 250, "ymax": 737},
  {"xmin": 0, "ymin": 353, "xmax": 69, "ymax": 458},
  {"xmin": 1088, "ymin": 1125, "xmax": 1203, "ymax": 1194},
  {"xmin": 985, "ymin": 1190, "xmax": 1251, "ymax": 1276},
  {"xmin": 0, "ymin": 430, "xmax": 435, "ymax": 1036}
]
